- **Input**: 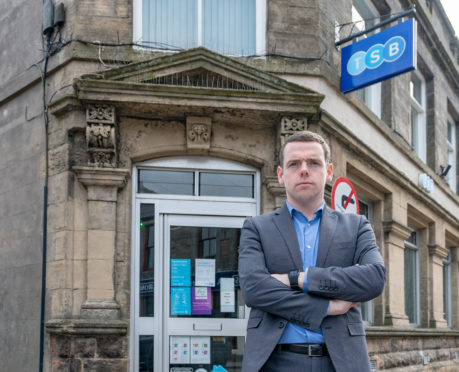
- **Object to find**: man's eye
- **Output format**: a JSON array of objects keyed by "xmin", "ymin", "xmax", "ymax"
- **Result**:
[{"xmin": 289, "ymin": 162, "xmax": 297, "ymax": 167}]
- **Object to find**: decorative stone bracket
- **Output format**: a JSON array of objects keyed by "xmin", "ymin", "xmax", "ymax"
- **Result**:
[
  {"xmin": 264, "ymin": 176, "xmax": 286, "ymax": 210},
  {"xmin": 276, "ymin": 116, "xmax": 308, "ymax": 164},
  {"xmin": 86, "ymin": 104, "xmax": 117, "ymax": 167}
]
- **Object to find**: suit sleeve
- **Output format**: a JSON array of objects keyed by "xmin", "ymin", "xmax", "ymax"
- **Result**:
[
  {"xmin": 238, "ymin": 218, "xmax": 329, "ymax": 332},
  {"xmin": 307, "ymin": 216, "xmax": 386, "ymax": 302}
]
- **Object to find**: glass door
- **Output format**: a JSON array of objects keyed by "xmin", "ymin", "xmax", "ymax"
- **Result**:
[
  {"xmin": 134, "ymin": 202, "xmax": 250, "ymax": 372},
  {"xmin": 164, "ymin": 214, "xmax": 247, "ymax": 372}
]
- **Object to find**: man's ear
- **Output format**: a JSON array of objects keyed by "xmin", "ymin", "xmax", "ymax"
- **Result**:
[
  {"xmin": 277, "ymin": 166, "xmax": 284, "ymax": 185},
  {"xmin": 326, "ymin": 163, "xmax": 334, "ymax": 182}
]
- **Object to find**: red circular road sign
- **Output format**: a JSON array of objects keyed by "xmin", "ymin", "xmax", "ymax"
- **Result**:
[{"xmin": 331, "ymin": 177, "xmax": 359, "ymax": 214}]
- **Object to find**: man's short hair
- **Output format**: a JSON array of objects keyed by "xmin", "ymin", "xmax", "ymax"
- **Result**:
[{"xmin": 279, "ymin": 130, "xmax": 330, "ymax": 167}]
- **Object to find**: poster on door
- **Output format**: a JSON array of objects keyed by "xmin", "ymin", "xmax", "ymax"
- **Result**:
[
  {"xmin": 171, "ymin": 287, "xmax": 191, "ymax": 315},
  {"xmin": 195, "ymin": 259, "xmax": 216, "ymax": 287},
  {"xmin": 170, "ymin": 336, "xmax": 190, "ymax": 364},
  {"xmin": 190, "ymin": 336, "xmax": 211, "ymax": 364}
]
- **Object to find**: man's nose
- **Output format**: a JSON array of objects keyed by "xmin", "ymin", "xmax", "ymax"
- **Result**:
[{"xmin": 299, "ymin": 161, "xmax": 309, "ymax": 174}]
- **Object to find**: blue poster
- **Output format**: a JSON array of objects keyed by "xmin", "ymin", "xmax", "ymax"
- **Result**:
[
  {"xmin": 341, "ymin": 18, "xmax": 417, "ymax": 93},
  {"xmin": 171, "ymin": 287, "xmax": 191, "ymax": 315},
  {"xmin": 171, "ymin": 259, "xmax": 191, "ymax": 287}
]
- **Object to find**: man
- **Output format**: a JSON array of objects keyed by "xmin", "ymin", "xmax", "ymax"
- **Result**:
[{"xmin": 238, "ymin": 131, "xmax": 385, "ymax": 372}]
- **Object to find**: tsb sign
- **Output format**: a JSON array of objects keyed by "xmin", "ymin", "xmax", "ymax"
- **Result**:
[{"xmin": 341, "ymin": 19, "xmax": 416, "ymax": 93}]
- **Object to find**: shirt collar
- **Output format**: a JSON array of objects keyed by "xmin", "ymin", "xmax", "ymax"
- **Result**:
[{"xmin": 286, "ymin": 200, "xmax": 325, "ymax": 220}]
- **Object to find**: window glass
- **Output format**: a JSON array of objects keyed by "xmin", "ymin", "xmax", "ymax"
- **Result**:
[
  {"xmin": 404, "ymin": 234, "xmax": 418, "ymax": 325},
  {"xmin": 352, "ymin": 1, "xmax": 382, "ymax": 118},
  {"xmin": 139, "ymin": 335, "xmax": 154, "ymax": 372},
  {"xmin": 443, "ymin": 251, "xmax": 451, "ymax": 327},
  {"xmin": 142, "ymin": 0, "xmax": 197, "ymax": 50},
  {"xmin": 358, "ymin": 200, "xmax": 373, "ymax": 324},
  {"xmin": 139, "ymin": 169, "xmax": 195, "ymax": 195},
  {"xmin": 140, "ymin": 0, "xmax": 257, "ymax": 56},
  {"xmin": 170, "ymin": 226, "xmax": 244, "ymax": 319},
  {"xmin": 169, "ymin": 335, "xmax": 244, "ymax": 371},
  {"xmin": 199, "ymin": 172, "xmax": 254, "ymax": 198},
  {"xmin": 202, "ymin": 0, "xmax": 256, "ymax": 55},
  {"xmin": 140, "ymin": 204, "xmax": 155, "ymax": 317}
]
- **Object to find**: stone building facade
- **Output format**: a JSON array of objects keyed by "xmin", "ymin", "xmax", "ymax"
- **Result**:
[{"xmin": 0, "ymin": 0, "xmax": 458, "ymax": 371}]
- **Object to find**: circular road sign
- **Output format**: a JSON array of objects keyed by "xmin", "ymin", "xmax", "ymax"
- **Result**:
[{"xmin": 331, "ymin": 177, "xmax": 359, "ymax": 214}]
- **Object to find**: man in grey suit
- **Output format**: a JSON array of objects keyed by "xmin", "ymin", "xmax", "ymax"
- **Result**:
[{"xmin": 238, "ymin": 131, "xmax": 385, "ymax": 372}]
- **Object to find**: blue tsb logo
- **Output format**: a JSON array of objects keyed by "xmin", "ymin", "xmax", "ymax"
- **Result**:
[{"xmin": 347, "ymin": 36, "xmax": 406, "ymax": 76}]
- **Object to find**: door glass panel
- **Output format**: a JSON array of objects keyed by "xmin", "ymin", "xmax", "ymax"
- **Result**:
[
  {"xmin": 170, "ymin": 226, "xmax": 243, "ymax": 319},
  {"xmin": 199, "ymin": 172, "xmax": 254, "ymax": 198},
  {"xmin": 169, "ymin": 335, "xmax": 244, "ymax": 371},
  {"xmin": 139, "ymin": 335, "xmax": 154, "ymax": 372},
  {"xmin": 139, "ymin": 169, "xmax": 194, "ymax": 195},
  {"xmin": 140, "ymin": 204, "xmax": 155, "ymax": 317}
]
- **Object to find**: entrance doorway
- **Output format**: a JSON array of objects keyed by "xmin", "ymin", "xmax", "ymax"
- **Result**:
[{"xmin": 131, "ymin": 157, "xmax": 259, "ymax": 372}]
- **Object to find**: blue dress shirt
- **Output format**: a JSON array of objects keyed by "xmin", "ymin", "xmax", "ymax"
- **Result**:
[{"xmin": 278, "ymin": 200, "xmax": 326, "ymax": 344}]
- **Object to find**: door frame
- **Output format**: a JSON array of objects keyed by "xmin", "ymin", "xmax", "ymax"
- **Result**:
[{"xmin": 130, "ymin": 156, "xmax": 260, "ymax": 372}]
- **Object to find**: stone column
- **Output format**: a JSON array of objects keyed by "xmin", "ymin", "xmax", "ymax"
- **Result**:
[
  {"xmin": 382, "ymin": 220, "xmax": 411, "ymax": 326},
  {"xmin": 74, "ymin": 167, "xmax": 129, "ymax": 319},
  {"xmin": 428, "ymin": 243, "xmax": 449, "ymax": 328}
]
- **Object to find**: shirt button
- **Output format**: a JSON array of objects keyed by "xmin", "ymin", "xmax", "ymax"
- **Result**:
[
  {"xmin": 307, "ymin": 223, "xmax": 311, "ymax": 227},
  {"xmin": 307, "ymin": 245, "xmax": 311, "ymax": 249}
]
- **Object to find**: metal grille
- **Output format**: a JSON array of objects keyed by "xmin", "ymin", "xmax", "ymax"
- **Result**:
[{"xmin": 140, "ymin": 68, "xmax": 260, "ymax": 91}]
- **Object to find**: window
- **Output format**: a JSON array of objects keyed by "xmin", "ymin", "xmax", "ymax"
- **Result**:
[
  {"xmin": 351, "ymin": 0, "xmax": 382, "ymax": 118},
  {"xmin": 404, "ymin": 230, "xmax": 420, "ymax": 325},
  {"xmin": 443, "ymin": 250, "xmax": 452, "ymax": 327},
  {"xmin": 133, "ymin": 0, "xmax": 266, "ymax": 56},
  {"xmin": 446, "ymin": 117, "xmax": 457, "ymax": 193},
  {"xmin": 139, "ymin": 169, "xmax": 255, "ymax": 198},
  {"xmin": 410, "ymin": 72, "xmax": 427, "ymax": 162},
  {"xmin": 359, "ymin": 199, "xmax": 374, "ymax": 324}
]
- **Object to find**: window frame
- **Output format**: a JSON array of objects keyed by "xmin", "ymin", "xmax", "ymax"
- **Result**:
[
  {"xmin": 404, "ymin": 229, "xmax": 420, "ymax": 326},
  {"xmin": 133, "ymin": 0, "xmax": 267, "ymax": 56},
  {"xmin": 410, "ymin": 71, "xmax": 427, "ymax": 163},
  {"xmin": 351, "ymin": 0, "xmax": 382, "ymax": 118},
  {"xmin": 446, "ymin": 115, "xmax": 457, "ymax": 193},
  {"xmin": 443, "ymin": 249, "xmax": 452, "ymax": 327},
  {"xmin": 358, "ymin": 198, "xmax": 374, "ymax": 325}
]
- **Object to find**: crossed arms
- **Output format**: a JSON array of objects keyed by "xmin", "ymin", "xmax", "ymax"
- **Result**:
[{"xmin": 238, "ymin": 214, "xmax": 386, "ymax": 331}]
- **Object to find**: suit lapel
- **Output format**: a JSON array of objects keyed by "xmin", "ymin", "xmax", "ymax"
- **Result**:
[
  {"xmin": 316, "ymin": 206, "xmax": 338, "ymax": 267},
  {"xmin": 273, "ymin": 204, "xmax": 302, "ymax": 268}
]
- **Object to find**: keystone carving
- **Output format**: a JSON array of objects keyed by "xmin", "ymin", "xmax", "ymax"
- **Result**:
[
  {"xmin": 186, "ymin": 117, "xmax": 211, "ymax": 150},
  {"xmin": 86, "ymin": 104, "xmax": 117, "ymax": 167},
  {"xmin": 276, "ymin": 116, "xmax": 308, "ymax": 164}
]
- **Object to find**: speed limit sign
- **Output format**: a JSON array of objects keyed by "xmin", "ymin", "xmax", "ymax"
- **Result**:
[{"xmin": 331, "ymin": 177, "xmax": 359, "ymax": 214}]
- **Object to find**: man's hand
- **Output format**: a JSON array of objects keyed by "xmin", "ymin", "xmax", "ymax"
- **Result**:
[{"xmin": 328, "ymin": 299, "xmax": 358, "ymax": 316}]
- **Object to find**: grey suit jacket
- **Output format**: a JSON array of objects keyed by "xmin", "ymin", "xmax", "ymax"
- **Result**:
[{"xmin": 238, "ymin": 204, "xmax": 386, "ymax": 372}]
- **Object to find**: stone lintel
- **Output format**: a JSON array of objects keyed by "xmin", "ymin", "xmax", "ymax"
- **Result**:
[
  {"xmin": 74, "ymin": 167, "xmax": 129, "ymax": 190},
  {"xmin": 46, "ymin": 318, "xmax": 127, "ymax": 336},
  {"xmin": 428, "ymin": 243, "xmax": 449, "ymax": 259},
  {"xmin": 382, "ymin": 220, "xmax": 412, "ymax": 240}
]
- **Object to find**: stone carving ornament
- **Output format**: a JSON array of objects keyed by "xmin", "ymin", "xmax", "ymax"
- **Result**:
[
  {"xmin": 186, "ymin": 117, "xmax": 211, "ymax": 150},
  {"xmin": 188, "ymin": 124, "xmax": 210, "ymax": 144},
  {"xmin": 86, "ymin": 104, "xmax": 117, "ymax": 167}
]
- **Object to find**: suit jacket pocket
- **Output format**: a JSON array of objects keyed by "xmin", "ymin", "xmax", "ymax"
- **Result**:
[
  {"xmin": 247, "ymin": 316, "xmax": 263, "ymax": 329},
  {"xmin": 347, "ymin": 322, "xmax": 365, "ymax": 336}
]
